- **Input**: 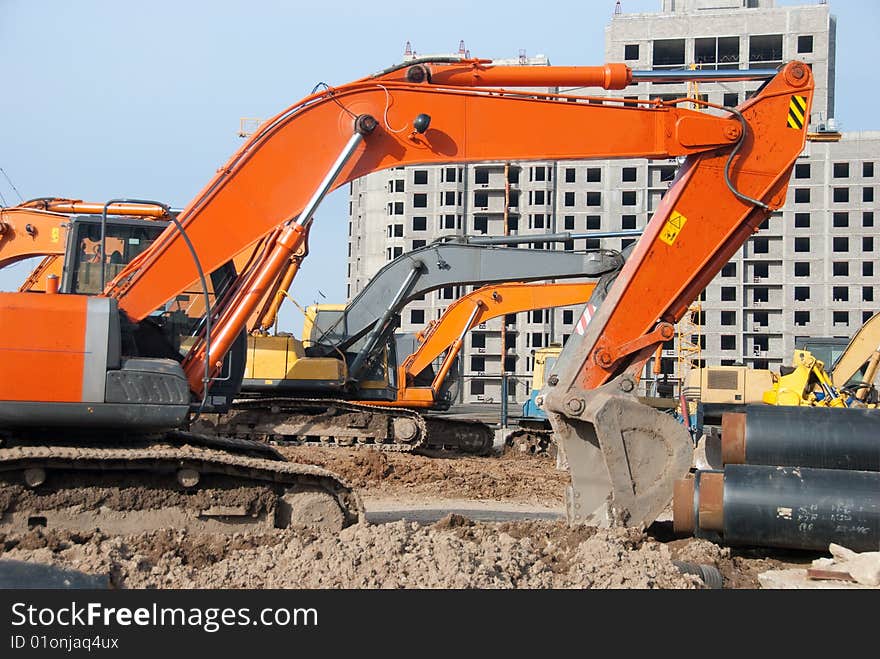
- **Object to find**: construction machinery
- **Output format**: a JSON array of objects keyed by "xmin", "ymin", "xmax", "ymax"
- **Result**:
[
  {"xmin": 512, "ymin": 344, "xmax": 566, "ymax": 455},
  {"xmin": 3, "ymin": 218, "xmax": 607, "ymax": 454},
  {"xmin": 211, "ymin": 277, "xmax": 604, "ymax": 454},
  {"xmin": 393, "ymin": 281, "xmax": 599, "ymax": 408},
  {"xmin": 220, "ymin": 236, "xmax": 622, "ymax": 454},
  {"xmin": 511, "ymin": 343, "xmax": 679, "ymax": 456},
  {"xmin": 827, "ymin": 311, "xmax": 880, "ymax": 402},
  {"xmin": 0, "ymin": 57, "xmax": 814, "ymax": 531},
  {"xmin": 762, "ymin": 349, "xmax": 850, "ymax": 407},
  {"xmin": 686, "ymin": 311, "xmax": 880, "ymax": 414},
  {"xmin": 3, "ymin": 213, "xmax": 622, "ymax": 454},
  {"xmin": 0, "ymin": 198, "xmax": 171, "ymax": 293}
]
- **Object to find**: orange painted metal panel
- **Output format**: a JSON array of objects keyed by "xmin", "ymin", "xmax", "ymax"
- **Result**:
[
  {"xmin": 394, "ymin": 281, "xmax": 596, "ymax": 405},
  {"xmin": 0, "ymin": 208, "xmax": 69, "ymax": 269},
  {"xmin": 18, "ymin": 255, "xmax": 63, "ymax": 292},
  {"xmin": 549, "ymin": 62, "xmax": 815, "ymax": 392},
  {"xmin": 405, "ymin": 281, "xmax": 597, "ymax": 380},
  {"xmin": 0, "ymin": 293, "xmax": 87, "ymax": 402}
]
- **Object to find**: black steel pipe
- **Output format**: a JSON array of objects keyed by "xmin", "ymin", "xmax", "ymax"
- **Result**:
[
  {"xmin": 676, "ymin": 465, "xmax": 880, "ymax": 552},
  {"xmin": 722, "ymin": 405, "xmax": 880, "ymax": 471}
]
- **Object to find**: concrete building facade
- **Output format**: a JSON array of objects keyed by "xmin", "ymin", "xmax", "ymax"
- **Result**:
[{"xmin": 347, "ymin": 0, "xmax": 878, "ymax": 405}]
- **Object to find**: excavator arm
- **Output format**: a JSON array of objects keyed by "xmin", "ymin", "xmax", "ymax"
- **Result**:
[
  {"xmin": 0, "ymin": 59, "xmax": 812, "ymax": 531},
  {"xmin": 831, "ymin": 311, "xmax": 880, "ymax": 397},
  {"xmin": 0, "ymin": 202, "xmax": 88, "ymax": 269},
  {"xmin": 18, "ymin": 255, "xmax": 62, "ymax": 292},
  {"xmin": 302, "ymin": 239, "xmax": 623, "ymax": 379},
  {"xmin": 389, "ymin": 280, "xmax": 598, "ymax": 408},
  {"xmin": 541, "ymin": 62, "xmax": 814, "ymax": 527}
]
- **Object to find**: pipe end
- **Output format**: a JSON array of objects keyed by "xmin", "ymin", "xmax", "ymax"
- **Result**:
[
  {"xmin": 698, "ymin": 471, "xmax": 725, "ymax": 533},
  {"xmin": 673, "ymin": 477, "xmax": 695, "ymax": 535},
  {"xmin": 721, "ymin": 412, "xmax": 746, "ymax": 465}
]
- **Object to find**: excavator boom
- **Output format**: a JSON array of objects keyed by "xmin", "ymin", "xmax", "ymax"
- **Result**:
[
  {"xmin": 102, "ymin": 62, "xmax": 749, "ymax": 395},
  {"xmin": 303, "ymin": 240, "xmax": 622, "ymax": 375},
  {"xmin": 831, "ymin": 311, "xmax": 880, "ymax": 392},
  {"xmin": 108, "ymin": 75, "xmax": 740, "ymax": 322}
]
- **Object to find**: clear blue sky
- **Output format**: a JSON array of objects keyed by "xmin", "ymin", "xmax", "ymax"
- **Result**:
[{"xmin": 1, "ymin": 0, "xmax": 877, "ymax": 331}]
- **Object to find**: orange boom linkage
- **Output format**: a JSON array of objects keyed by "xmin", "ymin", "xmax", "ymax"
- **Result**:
[{"xmin": 0, "ymin": 58, "xmax": 813, "ymax": 529}]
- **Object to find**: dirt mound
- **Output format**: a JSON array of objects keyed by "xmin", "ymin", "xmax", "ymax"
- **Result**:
[
  {"xmin": 0, "ymin": 520, "xmax": 700, "ymax": 589},
  {"xmin": 432, "ymin": 513, "xmax": 474, "ymax": 530},
  {"xmin": 277, "ymin": 446, "xmax": 568, "ymax": 502}
]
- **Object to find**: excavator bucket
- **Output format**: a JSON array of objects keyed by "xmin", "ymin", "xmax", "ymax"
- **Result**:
[
  {"xmin": 540, "ymin": 253, "xmax": 694, "ymax": 528},
  {"xmin": 548, "ymin": 375, "xmax": 693, "ymax": 528}
]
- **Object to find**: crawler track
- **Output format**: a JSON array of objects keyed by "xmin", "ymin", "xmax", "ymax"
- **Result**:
[
  {"xmin": 0, "ymin": 432, "xmax": 362, "ymax": 534},
  {"xmin": 195, "ymin": 398, "xmax": 494, "ymax": 455}
]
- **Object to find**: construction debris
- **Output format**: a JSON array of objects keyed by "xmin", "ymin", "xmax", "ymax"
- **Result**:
[
  {"xmin": 758, "ymin": 544, "xmax": 880, "ymax": 589},
  {"xmin": 810, "ymin": 543, "xmax": 880, "ymax": 586}
]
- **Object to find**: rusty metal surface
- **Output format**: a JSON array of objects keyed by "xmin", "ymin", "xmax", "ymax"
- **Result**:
[
  {"xmin": 673, "ymin": 476, "xmax": 696, "ymax": 534},
  {"xmin": 697, "ymin": 471, "xmax": 724, "ymax": 532},
  {"xmin": 720, "ymin": 412, "xmax": 746, "ymax": 465}
]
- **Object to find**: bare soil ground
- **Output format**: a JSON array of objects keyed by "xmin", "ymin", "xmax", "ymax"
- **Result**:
[
  {"xmin": 276, "ymin": 445, "xmax": 569, "ymax": 503},
  {"xmin": 0, "ymin": 447, "xmax": 816, "ymax": 589}
]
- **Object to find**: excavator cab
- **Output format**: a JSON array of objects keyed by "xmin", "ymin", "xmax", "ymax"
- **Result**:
[
  {"xmin": 522, "ymin": 346, "xmax": 561, "ymax": 420},
  {"xmin": 62, "ymin": 216, "xmax": 166, "ymax": 295},
  {"xmin": 61, "ymin": 215, "xmax": 239, "ymax": 372},
  {"xmin": 0, "ymin": 212, "xmax": 247, "ymax": 429}
]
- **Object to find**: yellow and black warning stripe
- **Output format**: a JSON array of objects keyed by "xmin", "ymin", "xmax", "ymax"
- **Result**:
[{"xmin": 787, "ymin": 95, "xmax": 807, "ymax": 130}]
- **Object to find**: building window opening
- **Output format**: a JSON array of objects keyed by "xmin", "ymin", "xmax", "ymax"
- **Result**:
[
  {"xmin": 653, "ymin": 39, "xmax": 685, "ymax": 68},
  {"xmin": 749, "ymin": 34, "xmax": 783, "ymax": 65}
]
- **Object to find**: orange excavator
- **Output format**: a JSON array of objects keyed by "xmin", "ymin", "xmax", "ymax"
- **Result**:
[
  {"xmin": 0, "ymin": 198, "xmax": 171, "ymax": 292},
  {"xmin": 393, "ymin": 280, "xmax": 597, "ymax": 408},
  {"xmin": 0, "ymin": 57, "xmax": 813, "ymax": 532}
]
